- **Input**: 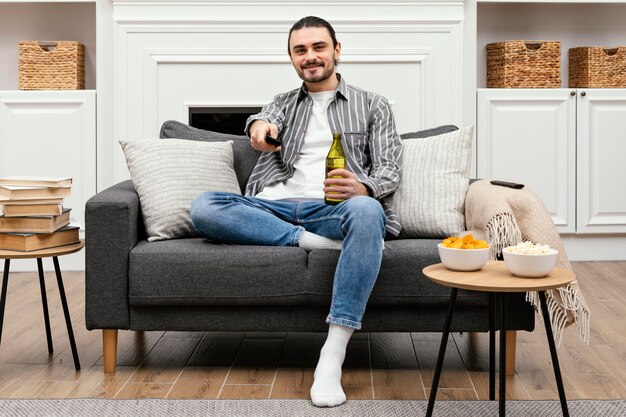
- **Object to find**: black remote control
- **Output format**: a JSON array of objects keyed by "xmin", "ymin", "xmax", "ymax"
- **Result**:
[
  {"xmin": 265, "ymin": 134, "xmax": 282, "ymax": 147},
  {"xmin": 490, "ymin": 180, "xmax": 524, "ymax": 189}
]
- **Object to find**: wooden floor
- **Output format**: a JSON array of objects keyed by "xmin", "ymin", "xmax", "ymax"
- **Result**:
[{"xmin": 0, "ymin": 261, "xmax": 625, "ymax": 401}]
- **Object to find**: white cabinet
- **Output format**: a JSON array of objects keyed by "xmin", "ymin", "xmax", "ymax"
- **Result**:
[
  {"xmin": 477, "ymin": 89, "xmax": 576, "ymax": 232},
  {"xmin": 0, "ymin": 90, "xmax": 97, "ymax": 231},
  {"xmin": 577, "ymin": 90, "xmax": 626, "ymax": 233},
  {"xmin": 477, "ymin": 88, "xmax": 626, "ymax": 234}
]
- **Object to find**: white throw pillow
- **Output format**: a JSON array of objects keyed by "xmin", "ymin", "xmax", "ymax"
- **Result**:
[
  {"xmin": 389, "ymin": 126, "xmax": 474, "ymax": 238},
  {"xmin": 119, "ymin": 138, "xmax": 241, "ymax": 241}
]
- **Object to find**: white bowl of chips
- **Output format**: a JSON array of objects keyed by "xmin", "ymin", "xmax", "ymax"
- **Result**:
[
  {"xmin": 502, "ymin": 242, "xmax": 558, "ymax": 278},
  {"xmin": 437, "ymin": 235, "xmax": 490, "ymax": 272}
]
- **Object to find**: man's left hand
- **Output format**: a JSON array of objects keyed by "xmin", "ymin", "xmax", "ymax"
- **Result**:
[{"xmin": 323, "ymin": 169, "xmax": 370, "ymax": 200}]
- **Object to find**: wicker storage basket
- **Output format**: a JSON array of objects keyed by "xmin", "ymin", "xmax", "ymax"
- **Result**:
[
  {"xmin": 569, "ymin": 47, "xmax": 626, "ymax": 88},
  {"xmin": 18, "ymin": 41, "xmax": 85, "ymax": 90},
  {"xmin": 487, "ymin": 40, "xmax": 561, "ymax": 88}
]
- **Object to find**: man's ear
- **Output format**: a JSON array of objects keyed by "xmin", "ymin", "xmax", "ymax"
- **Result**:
[{"xmin": 335, "ymin": 42, "xmax": 342, "ymax": 61}]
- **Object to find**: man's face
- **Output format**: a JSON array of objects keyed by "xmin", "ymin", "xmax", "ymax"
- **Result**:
[{"xmin": 288, "ymin": 26, "xmax": 341, "ymax": 87}]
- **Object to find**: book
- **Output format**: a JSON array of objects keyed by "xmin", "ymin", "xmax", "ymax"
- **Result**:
[
  {"xmin": 0, "ymin": 225, "xmax": 79, "ymax": 252},
  {"xmin": 0, "ymin": 197, "xmax": 64, "ymax": 205},
  {"xmin": 0, "ymin": 208, "xmax": 71, "ymax": 233},
  {"xmin": 0, "ymin": 185, "xmax": 71, "ymax": 200},
  {"xmin": 0, "ymin": 176, "xmax": 72, "ymax": 187},
  {"xmin": 1, "ymin": 202, "xmax": 63, "ymax": 217}
]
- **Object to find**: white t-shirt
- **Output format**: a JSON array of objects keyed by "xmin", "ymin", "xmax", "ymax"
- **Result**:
[{"xmin": 256, "ymin": 90, "xmax": 336, "ymax": 200}]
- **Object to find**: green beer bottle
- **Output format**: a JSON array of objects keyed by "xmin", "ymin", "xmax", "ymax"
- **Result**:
[{"xmin": 325, "ymin": 132, "xmax": 346, "ymax": 205}]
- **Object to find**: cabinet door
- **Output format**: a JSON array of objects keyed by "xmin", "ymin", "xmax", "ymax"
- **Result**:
[
  {"xmin": 0, "ymin": 90, "xmax": 96, "ymax": 231},
  {"xmin": 477, "ymin": 89, "xmax": 576, "ymax": 233},
  {"xmin": 577, "ymin": 89, "xmax": 626, "ymax": 233}
]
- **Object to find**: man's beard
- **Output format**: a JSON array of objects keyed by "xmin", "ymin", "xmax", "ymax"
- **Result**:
[{"xmin": 297, "ymin": 60, "xmax": 335, "ymax": 84}]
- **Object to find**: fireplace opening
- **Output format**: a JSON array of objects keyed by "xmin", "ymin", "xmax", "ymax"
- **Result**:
[{"xmin": 189, "ymin": 107, "xmax": 262, "ymax": 136}]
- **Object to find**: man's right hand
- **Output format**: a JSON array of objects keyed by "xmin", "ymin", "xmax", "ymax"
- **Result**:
[{"xmin": 249, "ymin": 120, "xmax": 281, "ymax": 152}]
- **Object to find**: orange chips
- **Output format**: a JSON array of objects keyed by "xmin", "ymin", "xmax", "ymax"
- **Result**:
[{"xmin": 441, "ymin": 234, "xmax": 489, "ymax": 249}]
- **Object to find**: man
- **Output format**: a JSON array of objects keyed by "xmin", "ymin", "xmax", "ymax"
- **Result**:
[{"xmin": 190, "ymin": 16, "xmax": 402, "ymax": 407}]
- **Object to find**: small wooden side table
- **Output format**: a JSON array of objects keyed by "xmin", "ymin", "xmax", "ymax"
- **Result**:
[
  {"xmin": 0, "ymin": 241, "xmax": 84, "ymax": 371},
  {"xmin": 423, "ymin": 261, "xmax": 574, "ymax": 417}
]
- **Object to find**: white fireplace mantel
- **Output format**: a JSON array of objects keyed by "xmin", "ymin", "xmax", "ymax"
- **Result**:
[{"xmin": 97, "ymin": 0, "xmax": 467, "ymax": 187}]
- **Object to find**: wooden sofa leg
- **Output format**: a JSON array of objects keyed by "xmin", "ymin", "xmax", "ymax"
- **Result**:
[
  {"xmin": 505, "ymin": 330, "xmax": 517, "ymax": 376},
  {"xmin": 103, "ymin": 329, "xmax": 118, "ymax": 373}
]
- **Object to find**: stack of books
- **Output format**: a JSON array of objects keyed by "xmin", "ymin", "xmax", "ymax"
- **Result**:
[{"xmin": 0, "ymin": 176, "xmax": 80, "ymax": 251}]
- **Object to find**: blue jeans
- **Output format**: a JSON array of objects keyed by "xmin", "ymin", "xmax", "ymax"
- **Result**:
[{"xmin": 190, "ymin": 192, "xmax": 386, "ymax": 330}]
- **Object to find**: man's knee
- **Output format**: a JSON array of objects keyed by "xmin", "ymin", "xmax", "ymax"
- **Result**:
[
  {"xmin": 190, "ymin": 191, "xmax": 227, "ymax": 225},
  {"xmin": 191, "ymin": 191, "xmax": 211, "ymax": 219},
  {"xmin": 343, "ymin": 196, "xmax": 385, "ymax": 230},
  {"xmin": 345, "ymin": 196, "xmax": 384, "ymax": 215}
]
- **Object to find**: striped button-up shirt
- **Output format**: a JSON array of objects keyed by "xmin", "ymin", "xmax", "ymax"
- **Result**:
[{"xmin": 245, "ymin": 75, "xmax": 403, "ymax": 236}]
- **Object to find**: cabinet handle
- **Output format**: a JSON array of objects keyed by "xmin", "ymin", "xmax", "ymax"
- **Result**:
[
  {"xmin": 581, "ymin": 91, "xmax": 587, "ymax": 97},
  {"xmin": 570, "ymin": 91, "xmax": 576, "ymax": 96}
]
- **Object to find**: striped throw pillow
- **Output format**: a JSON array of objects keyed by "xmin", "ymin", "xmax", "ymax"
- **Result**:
[
  {"xmin": 389, "ymin": 126, "xmax": 473, "ymax": 238},
  {"xmin": 119, "ymin": 138, "xmax": 241, "ymax": 241}
]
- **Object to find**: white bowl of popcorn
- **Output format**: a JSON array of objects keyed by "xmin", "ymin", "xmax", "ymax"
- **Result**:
[{"xmin": 502, "ymin": 242, "xmax": 558, "ymax": 278}]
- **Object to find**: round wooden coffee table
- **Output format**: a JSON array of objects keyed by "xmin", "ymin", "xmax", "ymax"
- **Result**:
[
  {"xmin": 423, "ymin": 261, "xmax": 574, "ymax": 417},
  {"xmin": 0, "ymin": 241, "xmax": 84, "ymax": 371}
]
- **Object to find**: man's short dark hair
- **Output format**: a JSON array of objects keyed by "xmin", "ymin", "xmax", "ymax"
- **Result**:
[{"xmin": 288, "ymin": 16, "xmax": 338, "ymax": 54}]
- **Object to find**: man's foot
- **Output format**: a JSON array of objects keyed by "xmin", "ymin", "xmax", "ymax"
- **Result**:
[
  {"xmin": 298, "ymin": 231, "xmax": 342, "ymax": 250},
  {"xmin": 310, "ymin": 351, "xmax": 347, "ymax": 406},
  {"xmin": 310, "ymin": 324, "xmax": 354, "ymax": 407}
]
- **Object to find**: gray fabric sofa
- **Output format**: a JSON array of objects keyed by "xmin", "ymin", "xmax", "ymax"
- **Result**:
[{"xmin": 85, "ymin": 123, "xmax": 535, "ymax": 372}]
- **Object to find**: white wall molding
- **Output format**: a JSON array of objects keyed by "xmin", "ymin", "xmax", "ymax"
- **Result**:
[
  {"xmin": 111, "ymin": 1, "xmax": 465, "ymax": 4},
  {"xmin": 562, "ymin": 235, "xmax": 626, "ymax": 262},
  {"xmin": 136, "ymin": 46, "xmax": 434, "ymax": 141},
  {"xmin": 140, "ymin": 47, "xmax": 433, "ymax": 62},
  {"xmin": 109, "ymin": 1, "xmax": 465, "ymax": 182},
  {"xmin": 113, "ymin": 20, "xmax": 463, "ymax": 29}
]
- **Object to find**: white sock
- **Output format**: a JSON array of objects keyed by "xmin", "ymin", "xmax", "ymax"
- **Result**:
[
  {"xmin": 310, "ymin": 324, "xmax": 354, "ymax": 407},
  {"xmin": 298, "ymin": 231, "xmax": 342, "ymax": 251}
]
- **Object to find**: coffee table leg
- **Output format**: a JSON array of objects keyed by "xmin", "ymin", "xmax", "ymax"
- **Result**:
[
  {"xmin": 489, "ymin": 292, "xmax": 496, "ymax": 401},
  {"xmin": 499, "ymin": 293, "xmax": 507, "ymax": 417},
  {"xmin": 52, "ymin": 256, "xmax": 81, "ymax": 371},
  {"xmin": 538, "ymin": 291, "xmax": 570, "ymax": 417},
  {"xmin": 426, "ymin": 287, "xmax": 458, "ymax": 417},
  {"xmin": 37, "ymin": 258, "xmax": 54, "ymax": 354},
  {"xmin": 0, "ymin": 259, "xmax": 10, "ymax": 347}
]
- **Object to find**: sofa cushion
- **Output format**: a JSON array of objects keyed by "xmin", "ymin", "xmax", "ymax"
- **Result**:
[
  {"xmin": 129, "ymin": 238, "xmax": 310, "ymax": 306},
  {"xmin": 160, "ymin": 120, "xmax": 261, "ymax": 193},
  {"xmin": 389, "ymin": 126, "xmax": 474, "ymax": 238},
  {"xmin": 128, "ymin": 237, "xmax": 486, "ymax": 307},
  {"xmin": 119, "ymin": 139, "xmax": 241, "ymax": 242}
]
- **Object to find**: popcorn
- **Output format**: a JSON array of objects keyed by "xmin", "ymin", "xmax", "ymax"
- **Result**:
[{"xmin": 505, "ymin": 241, "xmax": 552, "ymax": 255}]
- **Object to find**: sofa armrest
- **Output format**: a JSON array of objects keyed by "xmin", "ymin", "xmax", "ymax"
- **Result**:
[{"xmin": 85, "ymin": 180, "xmax": 143, "ymax": 330}]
